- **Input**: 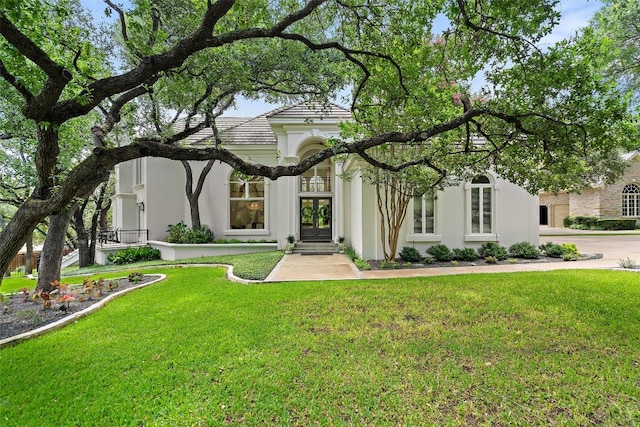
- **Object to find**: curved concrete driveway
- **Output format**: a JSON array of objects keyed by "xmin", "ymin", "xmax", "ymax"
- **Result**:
[{"xmin": 266, "ymin": 231, "xmax": 640, "ymax": 281}]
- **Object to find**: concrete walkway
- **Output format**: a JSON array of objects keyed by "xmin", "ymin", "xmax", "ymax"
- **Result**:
[{"xmin": 265, "ymin": 229, "xmax": 640, "ymax": 282}]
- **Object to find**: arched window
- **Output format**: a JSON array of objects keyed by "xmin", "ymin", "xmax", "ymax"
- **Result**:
[
  {"xmin": 299, "ymin": 150, "xmax": 332, "ymax": 193},
  {"xmin": 470, "ymin": 175, "xmax": 493, "ymax": 234},
  {"xmin": 622, "ymin": 184, "xmax": 640, "ymax": 217},
  {"xmin": 229, "ymin": 171, "xmax": 265, "ymax": 230}
]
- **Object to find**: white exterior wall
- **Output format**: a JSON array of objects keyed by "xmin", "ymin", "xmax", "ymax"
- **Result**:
[
  {"xmin": 110, "ymin": 106, "xmax": 540, "ymax": 264},
  {"xmin": 142, "ymin": 157, "xmax": 184, "ymax": 241},
  {"xmin": 271, "ymin": 122, "xmax": 344, "ymax": 246},
  {"xmin": 356, "ymin": 174, "xmax": 539, "ymax": 260},
  {"xmin": 112, "ymin": 161, "xmax": 138, "ymax": 231}
]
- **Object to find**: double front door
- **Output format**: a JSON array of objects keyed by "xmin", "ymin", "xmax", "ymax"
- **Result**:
[{"xmin": 300, "ymin": 197, "xmax": 332, "ymax": 241}]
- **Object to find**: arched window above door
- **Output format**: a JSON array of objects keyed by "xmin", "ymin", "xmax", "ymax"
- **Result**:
[{"xmin": 299, "ymin": 150, "xmax": 332, "ymax": 193}]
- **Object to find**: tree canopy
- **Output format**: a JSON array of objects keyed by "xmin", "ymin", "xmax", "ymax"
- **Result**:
[{"xmin": 0, "ymin": 0, "xmax": 637, "ymax": 284}]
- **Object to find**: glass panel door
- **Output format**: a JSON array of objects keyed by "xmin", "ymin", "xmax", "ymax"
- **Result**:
[{"xmin": 300, "ymin": 197, "xmax": 332, "ymax": 241}]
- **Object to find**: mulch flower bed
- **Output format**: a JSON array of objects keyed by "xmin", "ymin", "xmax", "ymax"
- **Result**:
[
  {"xmin": 0, "ymin": 274, "xmax": 161, "ymax": 342},
  {"xmin": 364, "ymin": 253, "xmax": 603, "ymax": 271}
]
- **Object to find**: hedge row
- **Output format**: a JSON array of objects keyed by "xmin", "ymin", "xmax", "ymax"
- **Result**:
[{"xmin": 563, "ymin": 216, "xmax": 636, "ymax": 231}]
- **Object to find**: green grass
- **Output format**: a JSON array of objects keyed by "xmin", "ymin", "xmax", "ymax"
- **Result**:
[
  {"xmin": 1, "ymin": 268, "xmax": 639, "ymax": 425},
  {"xmin": 1, "ymin": 251, "xmax": 284, "ymax": 294}
]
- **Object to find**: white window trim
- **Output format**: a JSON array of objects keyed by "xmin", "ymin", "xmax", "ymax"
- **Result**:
[
  {"xmin": 464, "ymin": 175, "xmax": 499, "ymax": 242},
  {"xmin": 622, "ymin": 183, "xmax": 640, "ymax": 217},
  {"xmin": 224, "ymin": 175, "xmax": 271, "ymax": 235},
  {"xmin": 407, "ymin": 191, "xmax": 442, "ymax": 242}
]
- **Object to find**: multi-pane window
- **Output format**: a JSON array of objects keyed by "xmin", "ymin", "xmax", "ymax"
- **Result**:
[
  {"xmin": 470, "ymin": 175, "xmax": 492, "ymax": 234},
  {"xmin": 299, "ymin": 153, "xmax": 332, "ymax": 193},
  {"xmin": 229, "ymin": 171, "xmax": 265, "ymax": 229},
  {"xmin": 622, "ymin": 184, "xmax": 640, "ymax": 217},
  {"xmin": 413, "ymin": 190, "xmax": 435, "ymax": 234}
]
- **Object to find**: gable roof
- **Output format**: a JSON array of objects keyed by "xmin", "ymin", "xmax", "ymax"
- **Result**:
[
  {"xmin": 183, "ymin": 102, "xmax": 350, "ymax": 146},
  {"xmin": 621, "ymin": 150, "xmax": 639, "ymax": 162}
]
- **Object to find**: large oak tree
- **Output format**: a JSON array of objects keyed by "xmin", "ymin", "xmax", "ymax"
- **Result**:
[{"xmin": 0, "ymin": 0, "xmax": 636, "ymax": 290}]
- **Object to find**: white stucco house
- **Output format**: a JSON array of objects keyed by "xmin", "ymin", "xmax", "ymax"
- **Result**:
[{"xmin": 108, "ymin": 103, "xmax": 539, "ymax": 262}]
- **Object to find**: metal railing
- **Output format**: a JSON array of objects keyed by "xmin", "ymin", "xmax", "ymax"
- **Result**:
[{"xmin": 97, "ymin": 229, "xmax": 149, "ymax": 247}]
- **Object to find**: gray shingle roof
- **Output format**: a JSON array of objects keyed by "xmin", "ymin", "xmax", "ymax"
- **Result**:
[
  {"xmin": 183, "ymin": 102, "xmax": 350, "ymax": 146},
  {"xmin": 267, "ymin": 102, "xmax": 351, "ymax": 121}
]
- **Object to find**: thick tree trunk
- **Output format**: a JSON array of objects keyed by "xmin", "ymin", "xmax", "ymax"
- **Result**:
[
  {"xmin": 182, "ymin": 159, "xmax": 215, "ymax": 229},
  {"xmin": 73, "ymin": 207, "xmax": 91, "ymax": 268},
  {"xmin": 38, "ymin": 207, "xmax": 76, "ymax": 292},
  {"xmin": 25, "ymin": 232, "xmax": 34, "ymax": 274},
  {"xmin": 0, "ymin": 199, "xmax": 47, "ymax": 286}
]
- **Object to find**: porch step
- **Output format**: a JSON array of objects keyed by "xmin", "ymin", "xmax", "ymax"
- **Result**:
[{"xmin": 293, "ymin": 242, "xmax": 340, "ymax": 255}]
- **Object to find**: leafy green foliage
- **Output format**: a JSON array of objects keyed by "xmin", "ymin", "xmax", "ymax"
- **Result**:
[
  {"xmin": 353, "ymin": 258, "xmax": 372, "ymax": 270},
  {"xmin": 399, "ymin": 246, "xmax": 421, "ymax": 262},
  {"xmin": 477, "ymin": 242, "xmax": 508, "ymax": 260},
  {"xmin": 2, "ymin": 0, "xmax": 639, "ymax": 291},
  {"xmin": 563, "ymin": 216, "xmax": 636, "ymax": 230},
  {"xmin": 595, "ymin": 219, "xmax": 637, "ymax": 230},
  {"xmin": 539, "ymin": 242, "xmax": 564, "ymax": 258},
  {"xmin": 127, "ymin": 272, "xmax": 144, "ymax": 283},
  {"xmin": 343, "ymin": 246, "xmax": 358, "ymax": 262},
  {"xmin": 508, "ymin": 242, "xmax": 541, "ymax": 259},
  {"xmin": 107, "ymin": 247, "xmax": 161, "ymax": 265},
  {"xmin": 165, "ymin": 222, "xmax": 214, "ymax": 244},
  {"xmin": 426, "ymin": 244, "xmax": 453, "ymax": 262},
  {"xmin": 452, "ymin": 247, "xmax": 479, "ymax": 261}
]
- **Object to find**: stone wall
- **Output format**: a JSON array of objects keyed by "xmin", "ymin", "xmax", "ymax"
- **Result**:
[
  {"xmin": 600, "ymin": 157, "xmax": 640, "ymax": 218},
  {"xmin": 569, "ymin": 188, "xmax": 601, "ymax": 217},
  {"xmin": 539, "ymin": 192, "xmax": 569, "ymax": 206}
]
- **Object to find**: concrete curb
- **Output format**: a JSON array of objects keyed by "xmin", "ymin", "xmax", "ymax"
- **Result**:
[{"xmin": 0, "ymin": 274, "xmax": 166, "ymax": 349}]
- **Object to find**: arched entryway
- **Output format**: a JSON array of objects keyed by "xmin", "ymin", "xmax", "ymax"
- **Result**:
[{"xmin": 298, "ymin": 145, "xmax": 333, "ymax": 242}]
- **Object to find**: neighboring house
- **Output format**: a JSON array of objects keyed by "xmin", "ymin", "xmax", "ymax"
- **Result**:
[
  {"xmin": 539, "ymin": 150, "xmax": 640, "ymax": 227},
  {"xmin": 110, "ymin": 103, "xmax": 539, "ymax": 262}
]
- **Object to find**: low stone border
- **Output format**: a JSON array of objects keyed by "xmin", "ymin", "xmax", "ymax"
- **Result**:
[{"xmin": 0, "ymin": 274, "xmax": 166, "ymax": 349}]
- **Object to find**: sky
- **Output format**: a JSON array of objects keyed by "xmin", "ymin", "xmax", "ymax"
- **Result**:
[{"xmin": 82, "ymin": 0, "xmax": 604, "ymax": 117}]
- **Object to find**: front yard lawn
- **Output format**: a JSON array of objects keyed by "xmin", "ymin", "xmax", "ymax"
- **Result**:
[{"xmin": 1, "ymin": 268, "xmax": 638, "ymax": 425}]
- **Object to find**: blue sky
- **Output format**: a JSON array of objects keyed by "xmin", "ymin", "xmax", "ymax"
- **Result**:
[{"xmin": 82, "ymin": 0, "xmax": 604, "ymax": 117}]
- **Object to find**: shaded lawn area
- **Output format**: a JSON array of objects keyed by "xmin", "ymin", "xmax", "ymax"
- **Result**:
[
  {"xmin": 0, "ymin": 251, "xmax": 284, "ymax": 294},
  {"xmin": 1, "ymin": 268, "xmax": 639, "ymax": 426}
]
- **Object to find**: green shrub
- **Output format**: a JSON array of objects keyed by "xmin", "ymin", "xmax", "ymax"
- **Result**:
[
  {"xmin": 573, "ymin": 216, "xmax": 599, "ymax": 228},
  {"xmin": 595, "ymin": 219, "xmax": 636, "ymax": 230},
  {"xmin": 561, "ymin": 243, "xmax": 579, "ymax": 256},
  {"xmin": 399, "ymin": 246, "xmax": 421, "ymax": 263},
  {"xmin": 539, "ymin": 242, "xmax": 564, "ymax": 258},
  {"xmin": 563, "ymin": 216, "xmax": 575, "ymax": 228},
  {"xmin": 477, "ymin": 242, "xmax": 508, "ymax": 260},
  {"xmin": 165, "ymin": 221, "xmax": 214, "ymax": 244},
  {"xmin": 343, "ymin": 246, "xmax": 358, "ymax": 261},
  {"xmin": 107, "ymin": 247, "xmax": 161, "ymax": 265},
  {"xmin": 508, "ymin": 241, "xmax": 540, "ymax": 259},
  {"xmin": 354, "ymin": 258, "xmax": 371, "ymax": 270},
  {"xmin": 426, "ymin": 244, "xmax": 453, "ymax": 262},
  {"xmin": 452, "ymin": 248, "xmax": 478, "ymax": 261}
]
